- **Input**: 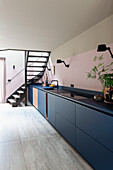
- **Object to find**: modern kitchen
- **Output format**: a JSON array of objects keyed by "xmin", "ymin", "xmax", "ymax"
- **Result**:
[
  {"xmin": 0, "ymin": 0, "xmax": 113, "ymax": 170},
  {"xmin": 28, "ymin": 46, "xmax": 113, "ymax": 169}
]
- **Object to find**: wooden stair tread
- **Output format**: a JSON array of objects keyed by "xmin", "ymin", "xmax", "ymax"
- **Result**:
[
  {"xmin": 13, "ymin": 94, "xmax": 20, "ymax": 98},
  {"xmin": 17, "ymin": 90, "xmax": 24, "ymax": 94},
  {"xmin": 27, "ymin": 75, "xmax": 36, "ymax": 76},
  {"xmin": 27, "ymin": 61, "xmax": 47, "ymax": 63},
  {"xmin": 27, "ymin": 70, "xmax": 43, "ymax": 72},
  {"xmin": 28, "ymin": 55, "xmax": 49, "ymax": 58},
  {"xmin": 8, "ymin": 99, "xmax": 16, "ymax": 103},
  {"xmin": 27, "ymin": 65, "xmax": 46, "ymax": 68},
  {"xmin": 21, "ymin": 86, "xmax": 25, "ymax": 89}
]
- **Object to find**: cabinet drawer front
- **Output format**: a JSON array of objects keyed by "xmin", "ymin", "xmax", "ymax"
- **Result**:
[
  {"xmin": 48, "ymin": 94, "xmax": 55, "ymax": 127},
  {"xmin": 56, "ymin": 96, "xmax": 76, "ymax": 125},
  {"xmin": 76, "ymin": 104, "xmax": 113, "ymax": 152},
  {"xmin": 56, "ymin": 113, "xmax": 75, "ymax": 147},
  {"xmin": 38, "ymin": 90, "xmax": 46, "ymax": 117},
  {"xmin": 76, "ymin": 128, "xmax": 113, "ymax": 170}
]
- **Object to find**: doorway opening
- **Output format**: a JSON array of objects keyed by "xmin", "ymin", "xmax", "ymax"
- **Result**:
[{"xmin": 0, "ymin": 58, "xmax": 6, "ymax": 103}]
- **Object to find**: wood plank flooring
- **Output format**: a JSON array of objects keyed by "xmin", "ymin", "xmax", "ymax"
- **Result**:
[{"xmin": 0, "ymin": 104, "xmax": 93, "ymax": 170}]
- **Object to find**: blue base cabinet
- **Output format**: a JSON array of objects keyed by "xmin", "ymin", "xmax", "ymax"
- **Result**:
[
  {"xmin": 48, "ymin": 94, "xmax": 76, "ymax": 147},
  {"xmin": 56, "ymin": 112, "xmax": 75, "ymax": 147},
  {"xmin": 48, "ymin": 93, "xmax": 55, "ymax": 127},
  {"xmin": 55, "ymin": 96, "xmax": 76, "ymax": 147},
  {"xmin": 76, "ymin": 104, "xmax": 113, "ymax": 153},
  {"xmin": 56, "ymin": 96, "xmax": 76, "ymax": 125},
  {"xmin": 38, "ymin": 89, "xmax": 46, "ymax": 117},
  {"xmin": 28, "ymin": 85, "xmax": 33, "ymax": 104},
  {"xmin": 76, "ymin": 128, "xmax": 113, "ymax": 170}
]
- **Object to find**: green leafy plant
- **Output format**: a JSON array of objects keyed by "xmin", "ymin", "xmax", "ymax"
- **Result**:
[{"xmin": 87, "ymin": 55, "xmax": 113, "ymax": 91}]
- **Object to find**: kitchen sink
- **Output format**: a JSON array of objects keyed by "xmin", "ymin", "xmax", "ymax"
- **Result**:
[{"xmin": 43, "ymin": 87, "xmax": 54, "ymax": 90}]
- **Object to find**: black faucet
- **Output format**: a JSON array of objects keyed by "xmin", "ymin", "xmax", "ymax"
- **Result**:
[{"xmin": 51, "ymin": 80, "xmax": 58, "ymax": 89}]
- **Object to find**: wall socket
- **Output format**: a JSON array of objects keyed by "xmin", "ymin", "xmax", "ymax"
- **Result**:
[{"xmin": 70, "ymin": 84, "xmax": 74, "ymax": 88}]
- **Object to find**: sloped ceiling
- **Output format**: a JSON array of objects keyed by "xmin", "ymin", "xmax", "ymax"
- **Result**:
[{"xmin": 0, "ymin": 0, "xmax": 113, "ymax": 50}]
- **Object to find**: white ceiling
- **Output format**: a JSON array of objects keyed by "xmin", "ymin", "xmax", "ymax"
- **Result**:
[{"xmin": 0, "ymin": 0, "xmax": 113, "ymax": 51}]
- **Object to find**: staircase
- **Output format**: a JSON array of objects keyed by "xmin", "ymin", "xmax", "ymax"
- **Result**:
[{"xmin": 7, "ymin": 50, "xmax": 51, "ymax": 107}]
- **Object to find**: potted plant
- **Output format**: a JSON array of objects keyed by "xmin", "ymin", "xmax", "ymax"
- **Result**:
[{"xmin": 87, "ymin": 55, "xmax": 113, "ymax": 93}]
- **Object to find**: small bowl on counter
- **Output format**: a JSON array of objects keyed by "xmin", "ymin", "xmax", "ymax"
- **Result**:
[{"xmin": 94, "ymin": 95, "xmax": 104, "ymax": 102}]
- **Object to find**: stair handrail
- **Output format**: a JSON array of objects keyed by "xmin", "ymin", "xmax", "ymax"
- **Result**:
[{"xmin": 6, "ymin": 68, "xmax": 25, "ymax": 85}]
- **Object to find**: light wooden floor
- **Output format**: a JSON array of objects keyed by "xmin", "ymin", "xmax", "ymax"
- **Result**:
[{"xmin": 0, "ymin": 104, "xmax": 93, "ymax": 170}]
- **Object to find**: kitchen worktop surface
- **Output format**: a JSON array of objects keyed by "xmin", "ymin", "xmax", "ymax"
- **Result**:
[{"xmin": 31, "ymin": 85, "xmax": 113, "ymax": 116}]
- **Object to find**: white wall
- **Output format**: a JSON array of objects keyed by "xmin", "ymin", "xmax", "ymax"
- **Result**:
[
  {"xmin": 0, "ymin": 51, "xmax": 25, "ymax": 98},
  {"xmin": 50, "ymin": 14, "xmax": 113, "ymax": 63}
]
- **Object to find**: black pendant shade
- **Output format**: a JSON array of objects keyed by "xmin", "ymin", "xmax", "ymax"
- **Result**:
[
  {"xmin": 57, "ymin": 59, "xmax": 63, "ymax": 63},
  {"xmin": 56, "ymin": 59, "xmax": 69, "ymax": 68},
  {"xmin": 97, "ymin": 44, "xmax": 113, "ymax": 58},
  {"xmin": 97, "ymin": 44, "xmax": 107, "ymax": 52}
]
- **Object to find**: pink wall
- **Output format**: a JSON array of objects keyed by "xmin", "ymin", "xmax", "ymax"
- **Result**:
[
  {"xmin": 43, "ymin": 43, "xmax": 113, "ymax": 92},
  {"xmin": 6, "ymin": 66, "xmax": 24, "ymax": 83}
]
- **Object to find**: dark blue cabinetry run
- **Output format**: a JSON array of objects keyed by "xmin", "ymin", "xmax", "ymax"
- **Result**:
[
  {"xmin": 28, "ymin": 85, "xmax": 113, "ymax": 170},
  {"xmin": 76, "ymin": 128, "xmax": 113, "ymax": 170},
  {"xmin": 38, "ymin": 89, "xmax": 46, "ymax": 117},
  {"xmin": 48, "ymin": 93, "xmax": 55, "ymax": 127},
  {"xmin": 76, "ymin": 104, "xmax": 113, "ymax": 153}
]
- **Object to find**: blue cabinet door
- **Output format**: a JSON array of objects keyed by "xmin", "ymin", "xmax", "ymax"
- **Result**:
[
  {"xmin": 56, "ymin": 96, "xmax": 76, "ymax": 125},
  {"xmin": 48, "ymin": 93, "xmax": 55, "ymax": 127},
  {"xmin": 76, "ymin": 128, "xmax": 113, "ymax": 170},
  {"xmin": 30, "ymin": 86, "xmax": 33, "ymax": 104},
  {"xmin": 56, "ymin": 112, "xmax": 75, "ymax": 147},
  {"xmin": 28, "ymin": 86, "xmax": 30, "ymax": 102},
  {"xmin": 76, "ymin": 104, "xmax": 113, "ymax": 152},
  {"xmin": 28, "ymin": 85, "xmax": 33, "ymax": 104},
  {"xmin": 38, "ymin": 89, "xmax": 46, "ymax": 117}
]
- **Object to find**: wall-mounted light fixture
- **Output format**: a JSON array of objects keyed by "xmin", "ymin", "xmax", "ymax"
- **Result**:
[
  {"xmin": 13, "ymin": 65, "xmax": 15, "ymax": 69},
  {"xmin": 56, "ymin": 59, "xmax": 69, "ymax": 68},
  {"xmin": 47, "ymin": 66, "xmax": 51, "ymax": 71},
  {"xmin": 97, "ymin": 44, "xmax": 113, "ymax": 58}
]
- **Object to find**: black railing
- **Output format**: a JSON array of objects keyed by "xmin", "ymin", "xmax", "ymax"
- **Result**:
[{"xmin": 6, "ymin": 68, "xmax": 25, "ymax": 85}]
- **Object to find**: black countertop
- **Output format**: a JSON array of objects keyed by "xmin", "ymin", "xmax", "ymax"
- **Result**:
[
  {"xmin": 45, "ymin": 89, "xmax": 113, "ymax": 116},
  {"xmin": 31, "ymin": 85, "xmax": 113, "ymax": 116}
]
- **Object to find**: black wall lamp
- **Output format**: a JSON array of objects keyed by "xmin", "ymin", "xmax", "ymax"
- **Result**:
[
  {"xmin": 56, "ymin": 59, "xmax": 69, "ymax": 68},
  {"xmin": 13, "ymin": 65, "xmax": 15, "ymax": 69},
  {"xmin": 97, "ymin": 44, "xmax": 113, "ymax": 58},
  {"xmin": 47, "ymin": 66, "xmax": 51, "ymax": 71}
]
